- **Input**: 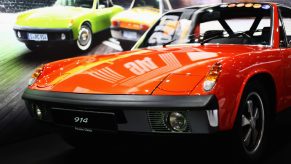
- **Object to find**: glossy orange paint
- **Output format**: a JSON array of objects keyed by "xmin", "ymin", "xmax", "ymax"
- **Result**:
[{"xmin": 29, "ymin": 4, "xmax": 290, "ymax": 131}]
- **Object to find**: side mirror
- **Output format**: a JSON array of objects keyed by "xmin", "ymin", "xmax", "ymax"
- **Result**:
[{"xmin": 98, "ymin": 4, "xmax": 105, "ymax": 9}]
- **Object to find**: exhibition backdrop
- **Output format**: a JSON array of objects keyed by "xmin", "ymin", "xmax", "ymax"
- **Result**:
[{"xmin": 0, "ymin": 0, "xmax": 291, "ymax": 145}]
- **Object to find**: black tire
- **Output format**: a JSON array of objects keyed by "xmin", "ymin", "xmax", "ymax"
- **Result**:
[
  {"xmin": 231, "ymin": 80, "xmax": 272, "ymax": 162},
  {"xmin": 76, "ymin": 23, "xmax": 93, "ymax": 51}
]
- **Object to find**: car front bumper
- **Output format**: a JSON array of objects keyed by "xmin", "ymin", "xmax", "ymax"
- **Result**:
[
  {"xmin": 13, "ymin": 26, "xmax": 75, "ymax": 45},
  {"xmin": 110, "ymin": 26, "xmax": 145, "ymax": 42},
  {"xmin": 22, "ymin": 89, "xmax": 219, "ymax": 134}
]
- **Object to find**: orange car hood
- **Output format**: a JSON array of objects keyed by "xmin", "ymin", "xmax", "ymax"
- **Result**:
[{"xmin": 32, "ymin": 45, "xmax": 263, "ymax": 95}]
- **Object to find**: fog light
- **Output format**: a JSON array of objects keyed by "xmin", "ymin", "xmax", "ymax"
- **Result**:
[
  {"xmin": 203, "ymin": 80, "xmax": 216, "ymax": 92},
  {"xmin": 35, "ymin": 106, "xmax": 42, "ymax": 119},
  {"xmin": 17, "ymin": 31, "xmax": 21, "ymax": 38},
  {"xmin": 61, "ymin": 33, "xmax": 66, "ymax": 40},
  {"xmin": 167, "ymin": 112, "xmax": 187, "ymax": 132}
]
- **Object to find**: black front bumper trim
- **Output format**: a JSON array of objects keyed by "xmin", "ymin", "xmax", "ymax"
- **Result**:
[{"xmin": 22, "ymin": 89, "xmax": 218, "ymax": 109}]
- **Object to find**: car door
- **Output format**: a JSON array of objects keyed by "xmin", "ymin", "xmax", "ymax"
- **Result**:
[
  {"xmin": 91, "ymin": 0, "xmax": 115, "ymax": 32},
  {"xmin": 279, "ymin": 6, "xmax": 291, "ymax": 106}
]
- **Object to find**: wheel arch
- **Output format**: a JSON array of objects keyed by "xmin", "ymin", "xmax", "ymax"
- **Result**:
[
  {"xmin": 231, "ymin": 71, "xmax": 277, "ymax": 129},
  {"xmin": 79, "ymin": 21, "xmax": 92, "ymax": 30},
  {"xmin": 76, "ymin": 20, "xmax": 93, "ymax": 51}
]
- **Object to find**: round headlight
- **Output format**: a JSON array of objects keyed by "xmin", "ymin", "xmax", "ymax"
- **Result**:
[
  {"xmin": 17, "ymin": 31, "xmax": 21, "ymax": 38},
  {"xmin": 61, "ymin": 33, "xmax": 66, "ymax": 40},
  {"xmin": 167, "ymin": 112, "xmax": 187, "ymax": 132}
]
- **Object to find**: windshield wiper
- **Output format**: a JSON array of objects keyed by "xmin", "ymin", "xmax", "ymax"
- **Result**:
[{"xmin": 200, "ymin": 34, "xmax": 223, "ymax": 45}]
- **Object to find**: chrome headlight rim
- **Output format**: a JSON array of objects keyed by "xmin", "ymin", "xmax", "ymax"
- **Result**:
[{"xmin": 166, "ymin": 112, "xmax": 188, "ymax": 132}]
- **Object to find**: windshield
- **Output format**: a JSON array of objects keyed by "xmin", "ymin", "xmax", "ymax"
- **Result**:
[
  {"xmin": 55, "ymin": 0, "xmax": 94, "ymax": 8},
  {"xmin": 132, "ymin": 0, "xmax": 159, "ymax": 9},
  {"xmin": 137, "ymin": 3, "xmax": 273, "ymax": 48}
]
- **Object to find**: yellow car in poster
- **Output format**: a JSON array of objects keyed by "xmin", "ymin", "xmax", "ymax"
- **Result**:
[
  {"xmin": 13, "ymin": 0, "xmax": 124, "ymax": 51},
  {"xmin": 110, "ymin": 0, "xmax": 172, "ymax": 50}
]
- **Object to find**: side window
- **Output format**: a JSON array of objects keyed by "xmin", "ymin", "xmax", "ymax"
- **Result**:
[
  {"xmin": 279, "ymin": 7, "xmax": 291, "ymax": 47},
  {"xmin": 98, "ymin": 0, "xmax": 113, "ymax": 9}
]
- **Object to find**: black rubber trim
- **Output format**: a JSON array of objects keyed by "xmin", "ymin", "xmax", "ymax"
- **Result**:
[
  {"xmin": 22, "ymin": 89, "xmax": 218, "ymax": 109},
  {"xmin": 16, "ymin": 39, "xmax": 75, "ymax": 44},
  {"xmin": 13, "ymin": 26, "xmax": 72, "ymax": 32}
]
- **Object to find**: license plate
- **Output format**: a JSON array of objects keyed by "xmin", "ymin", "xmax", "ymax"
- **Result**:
[
  {"xmin": 27, "ymin": 33, "xmax": 48, "ymax": 41},
  {"xmin": 123, "ymin": 31, "xmax": 137, "ymax": 40},
  {"xmin": 51, "ymin": 109, "xmax": 117, "ymax": 131}
]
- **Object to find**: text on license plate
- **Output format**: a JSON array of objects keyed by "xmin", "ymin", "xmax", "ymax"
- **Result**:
[
  {"xmin": 123, "ymin": 31, "xmax": 137, "ymax": 40},
  {"xmin": 51, "ymin": 109, "xmax": 117, "ymax": 131},
  {"xmin": 27, "ymin": 33, "xmax": 48, "ymax": 41}
]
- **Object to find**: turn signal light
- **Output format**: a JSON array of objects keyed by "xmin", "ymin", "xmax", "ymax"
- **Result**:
[
  {"xmin": 29, "ymin": 65, "xmax": 44, "ymax": 86},
  {"xmin": 112, "ymin": 20, "xmax": 120, "ymax": 27},
  {"xmin": 32, "ymin": 65, "xmax": 44, "ymax": 78},
  {"xmin": 140, "ymin": 24, "xmax": 149, "ymax": 31},
  {"xmin": 69, "ymin": 19, "xmax": 74, "ymax": 26},
  {"xmin": 203, "ymin": 62, "xmax": 222, "ymax": 91}
]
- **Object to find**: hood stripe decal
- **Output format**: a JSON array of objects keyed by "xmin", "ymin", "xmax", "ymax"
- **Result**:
[
  {"xmin": 121, "ymin": 53, "xmax": 182, "ymax": 87},
  {"xmin": 48, "ymin": 50, "xmax": 152, "ymax": 86},
  {"xmin": 88, "ymin": 67, "xmax": 125, "ymax": 84}
]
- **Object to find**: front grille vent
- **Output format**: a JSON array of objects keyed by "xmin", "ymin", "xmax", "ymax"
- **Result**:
[{"xmin": 148, "ymin": 111, "xmax": 170, "ymax": 132}]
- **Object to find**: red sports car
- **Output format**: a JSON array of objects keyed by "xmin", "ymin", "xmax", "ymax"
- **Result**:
[{"xmin": 23, "ymin": 2, "xmax": 291, "ymax": 161}]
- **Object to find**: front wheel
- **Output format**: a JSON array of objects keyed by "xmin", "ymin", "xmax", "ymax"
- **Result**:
[
  {"xmin": 231, "ymin": 81, "xmax": 271, "ymax": 162},
  {"xmin": 76, "ymin": 24, "xmax": 93, "ymax": 51}
]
